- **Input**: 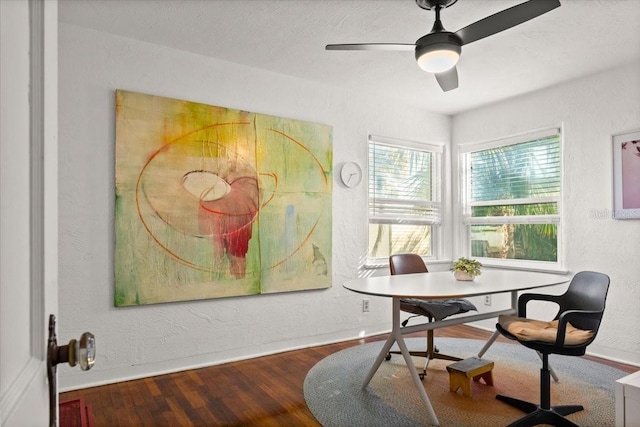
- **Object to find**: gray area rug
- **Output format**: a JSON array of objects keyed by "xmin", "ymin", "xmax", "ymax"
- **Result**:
[{"xmin": 303, "ymin": 338, "xmax": 627, "ymax": 427}]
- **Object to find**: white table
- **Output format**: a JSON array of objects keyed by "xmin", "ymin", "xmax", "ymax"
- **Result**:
[
  {"xmin": 616, "ymin": 370, "xmax": 640, "ymax": 426},
  {"xmin": 343, "ymin": 269, "xmax": 570, "ymax": 426}
]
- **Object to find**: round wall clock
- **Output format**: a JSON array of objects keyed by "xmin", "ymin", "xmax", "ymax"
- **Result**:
[{"xmin": 340, "ymin": 162, "xmax": 363, "ymax": 188}]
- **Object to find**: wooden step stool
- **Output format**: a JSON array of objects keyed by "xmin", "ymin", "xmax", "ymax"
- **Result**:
[{"xmin": 446, "ymin": 356, "xmax": 494, "ymax": 397}]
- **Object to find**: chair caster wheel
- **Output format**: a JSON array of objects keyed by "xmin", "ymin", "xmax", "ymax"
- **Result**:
[
  {"xmin": 419, "ymin": 373, "xmax": 425, "ymax": 380},
  {"xmin": 385, "ymin": 353, "xmax": 391, "ymax": 361}
]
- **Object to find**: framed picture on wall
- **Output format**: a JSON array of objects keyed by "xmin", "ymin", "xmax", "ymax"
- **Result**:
[
  {"xmin": 612, "ymin": 129, "xmax": 640, "ymax": 219},
  {"xmin": 114, "ymin": 90, "xmax": 333, "ymax": 306}
]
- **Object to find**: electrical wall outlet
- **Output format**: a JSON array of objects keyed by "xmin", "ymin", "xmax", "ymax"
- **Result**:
[
  {"xmin": 484, "ymin": 295, "xmax": 491, "ymax": 306},
  {"xmin": 362, "ymin": 298, "xmax": 370, "ymax": 312}
]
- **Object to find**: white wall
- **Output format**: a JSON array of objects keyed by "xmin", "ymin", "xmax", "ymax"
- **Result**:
[
  {"xmin": 453, "ymin": 62, "xmax": 640, "ymax": 365},
  {"xmin": 57, "ymin": 24, "xmax": 452, "ymax": 390},
  {"xmin": 58, "ymin": 22, "xmax": 640, "ymax": 391}
]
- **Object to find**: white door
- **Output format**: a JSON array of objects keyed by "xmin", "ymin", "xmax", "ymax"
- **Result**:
[{"xmin": 1, "ymin": 0, "xmax": 58, "ymax": 426}]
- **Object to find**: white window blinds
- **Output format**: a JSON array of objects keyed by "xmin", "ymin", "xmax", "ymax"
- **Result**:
[
  {"xmin": 368, "ymin": 135, "xmax": 443, "ymax": 226},
  {"xmin": 460, "ymin": 128, "xmax": 562, "ymax": 265},
  {"xmin": 470, "ymin": 137, "xmax": 560, "ymax": 203}
]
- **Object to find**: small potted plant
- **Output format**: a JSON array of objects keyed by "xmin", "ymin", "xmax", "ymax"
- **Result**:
[{"xmin": 451, "ymin": 257, "xmax": 483, "ymax": 281}]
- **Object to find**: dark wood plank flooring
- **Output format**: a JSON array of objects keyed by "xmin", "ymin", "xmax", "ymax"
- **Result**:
[{"xmin": 60, "ymin": 325, "xmax": 636, "ymax": 426}]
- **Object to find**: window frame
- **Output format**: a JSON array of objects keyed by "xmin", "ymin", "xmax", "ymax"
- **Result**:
[
  {"xmin": 458, "ymin": 127, "xmax": 564, "ymax": 271},
  {"xmin": 367, "ymin": 134, "xmax": 445, "ymax": 265}
]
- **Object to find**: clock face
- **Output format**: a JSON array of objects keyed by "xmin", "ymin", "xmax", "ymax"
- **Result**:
[{"xmin": 340, "ymin": 162, "xmax": 362, "ymax": 188}]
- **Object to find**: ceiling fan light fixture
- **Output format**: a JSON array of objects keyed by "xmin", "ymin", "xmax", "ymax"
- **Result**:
[
  {"xmin": 414, "ymin": 31, "xmax": 462, "ymax": 74},
  {"xmin": 416, "ymin": 44, "xmax": 460, "ymax": 73}
]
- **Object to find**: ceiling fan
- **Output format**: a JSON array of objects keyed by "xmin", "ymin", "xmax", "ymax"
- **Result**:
[{"xmin": 326, "ymin": 0, "xmax": 561, "ymax": 92}]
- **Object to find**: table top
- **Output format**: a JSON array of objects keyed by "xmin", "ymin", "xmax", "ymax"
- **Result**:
[{"xmin": 343, "ymin": 270, "xmax": 571, "ymax": 299}]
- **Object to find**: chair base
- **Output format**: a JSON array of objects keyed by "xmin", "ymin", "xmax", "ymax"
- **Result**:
[
  {"xmin": 386, "ymin": 330, "xmax": 461, "ymax": 379},
  {"xmin": 387, "ymin": 349, "xmax": 461, "ymax": 379},
  {"xmin": 496, "ymin": 394, "xmax": 583, "ymax": 427}
]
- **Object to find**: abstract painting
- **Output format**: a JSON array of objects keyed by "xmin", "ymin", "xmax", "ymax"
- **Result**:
[
  {"xmin": 115, "ymin": 90, "xmax": 332, "ymax": 306},
  {"xmin": 612, "ymin": 129, "xmax": 640, "ymax": 219}
]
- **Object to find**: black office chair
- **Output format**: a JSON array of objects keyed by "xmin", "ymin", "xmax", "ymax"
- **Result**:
[
  {"xmin": 387, "ymin": 253, "xmax": 477, "ymax": 379},
  {"xmin": 495, "ymin": 271, "xmax": 610, "ymax": 427}
]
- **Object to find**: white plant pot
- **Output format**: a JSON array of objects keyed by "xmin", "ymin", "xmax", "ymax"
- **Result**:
[{"xmin": 454, "ymin": 270, "xmax": 475, "ymax": 281}]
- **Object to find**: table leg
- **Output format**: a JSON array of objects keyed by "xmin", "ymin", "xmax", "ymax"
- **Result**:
[
  {"xmin": 395, "ymin": 330, "xmax": 439, "ymax": 425},
  {"xmin": 477, "ymin": 329, "xmax": 500, "ymax": 358},
  {"xmin": 362, "ymin": 333, "xmax": 397, "ymax": 388},
  {"xmin": 363, "ymin": 296, "xmax": 404, "ymax": 387},
  {"xmin": 476, "ymin": 291, "xmax": 513, "ymax": 358},
  {"xmin": 363, "ymin": 298, "xmax": 440, "ymax": 426}
]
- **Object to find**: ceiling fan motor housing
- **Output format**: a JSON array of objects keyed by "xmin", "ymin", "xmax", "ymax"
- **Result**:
[{"xmin": 415, "ymin": 32, "xmax": 462, "ymax": 73}]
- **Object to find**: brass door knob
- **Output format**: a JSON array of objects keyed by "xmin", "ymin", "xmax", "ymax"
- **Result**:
[{"xmin": 47, "ymin": 314, "xmax": 95, "ymax": 426}]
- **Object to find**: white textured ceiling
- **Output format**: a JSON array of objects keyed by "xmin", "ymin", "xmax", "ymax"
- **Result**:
[{"xmin": 59, "ymin": 0, "xmax": 640, "ymax": 115}]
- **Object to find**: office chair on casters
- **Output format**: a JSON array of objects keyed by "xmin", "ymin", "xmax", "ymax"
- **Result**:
[
  {"xmin": 387, "ymin": 253, "xmax": 477, "ymax": 379},
  {"xmin": 495, "ymin": 271, "xmax": 610, "ymax": 427}
]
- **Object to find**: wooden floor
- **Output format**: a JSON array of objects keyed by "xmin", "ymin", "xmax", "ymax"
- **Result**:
[{"xmin": 60, "ymin": 325, "xmax": 636, "ymax": 427}]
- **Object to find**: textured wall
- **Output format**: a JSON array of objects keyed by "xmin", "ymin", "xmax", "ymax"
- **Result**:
[
  {"xmin": 58, "ymin": 24, "xmax": 452, "ymax": 390},
  {"xmin": 453, "ymin": 62, "xmax": 640, "ymax": 365},
  {"xmin": 58, "ymin": 23, "xmax": 640, "ymax": 391}
]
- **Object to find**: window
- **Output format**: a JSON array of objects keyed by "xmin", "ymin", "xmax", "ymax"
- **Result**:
[
  {"xmin": 460, "ymin": 128, "xmax": 561, "ymax": 267},
  {"xmin": 368, "ymin": 135, "xmax": 443, "ymax": 261}
]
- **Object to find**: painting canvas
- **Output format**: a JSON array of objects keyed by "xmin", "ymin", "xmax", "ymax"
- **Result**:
[
  {"xmin": 612, "ymin": 130, "xmax": 640, "ymax": 219},
  {"xmin": 115, "ymin": 90, "xmax": 332, "ymax": 306}
]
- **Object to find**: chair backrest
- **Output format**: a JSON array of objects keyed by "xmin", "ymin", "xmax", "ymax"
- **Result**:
[
  {"xmin": 554, "ymin": 271, "xmax": 610, "ymax": 333},
  {"xmin": 389, "ymin": 254, "xmax": 428, "ymax": 275}
]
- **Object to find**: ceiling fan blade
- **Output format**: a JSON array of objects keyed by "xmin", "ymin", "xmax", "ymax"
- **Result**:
[
  {"xmin": 455, "ymin": 0, "xmax": 561, "ymax": 46},
  {"xmin": 435, "ymin": 67, "xmax": 458, "ymax": 92},
  {"xmin": 325, "ymin": 43, "xmax": 415, "ymax": 51}
]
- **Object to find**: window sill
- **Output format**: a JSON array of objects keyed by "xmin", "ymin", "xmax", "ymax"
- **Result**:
[{"xmin": 478, "ymin": 260, "xmax": 569, "ymax": 275}]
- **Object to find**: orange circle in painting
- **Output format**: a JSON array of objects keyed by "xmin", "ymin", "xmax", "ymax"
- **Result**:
[{"xmin": 134, "ymin": 122, "xmax": 329, "ymax": 274}]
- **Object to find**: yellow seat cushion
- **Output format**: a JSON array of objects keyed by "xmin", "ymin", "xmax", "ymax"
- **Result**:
[{"xmin": 498, "ymin": 314, "xmax": 594, "ymax": 345}]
